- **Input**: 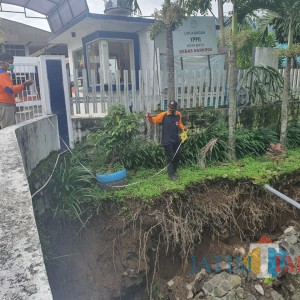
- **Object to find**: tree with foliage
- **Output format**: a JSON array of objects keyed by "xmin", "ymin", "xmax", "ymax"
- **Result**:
[
  {"xmin": 226, "ymin": 0, "xmax": 239, "ymax": 160},
  {"xmin": 236, "ymin": 30, "xmax": 275, "ymax": 69},
  {"xmin": 227, "ymin": 0, "xmax": 286, "ymax": 159},
  {"xmin": 221, "ymin": 16, "xmax": 276, "ymax": 69},
  {"xmin": 217, "ymin": 0, "xmax": 226, "ymax": 48},
  {"xmin": 186, "ymin": 0, "xmax": 282, "ymax": 159},
  {"xmin": 258, "ymin": 0, "xmax": 300, "ymax": 149},
  {"xmin": 150, "ymin": 0, "xmax": 186, "ymax": 102}
]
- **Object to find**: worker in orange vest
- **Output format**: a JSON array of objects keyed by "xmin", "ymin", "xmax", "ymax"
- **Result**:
[
  {"xmin": 147, "ymin": 100, "xmax": 186, "ymax": 181},
  {"xmin": 0, "ymin": 52, "xmax": 33, "ymax": 129}
]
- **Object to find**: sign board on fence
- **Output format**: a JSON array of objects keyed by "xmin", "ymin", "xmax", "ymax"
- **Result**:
[{"xmin": 173, "ymin": 16, "xmax": 218, "ymax": 57}]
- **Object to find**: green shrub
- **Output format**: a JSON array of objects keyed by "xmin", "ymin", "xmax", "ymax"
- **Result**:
[
  {"xmin": 52, "ymin": 157, "xmax": 97, "ymax": 223},
  {"xmin": 181, "ymin": 124, "xmax": 278, "ymax": 166},
  {"xmin": 122, "ymin": 138, "xmax": 166, "ymax": 170},
  {"xmin": 91, "ymin": 104, "xmax": 144, "ymax": 172},
  {"xmin": 236, "ymin": 128, "xmax": 278, "ymax": 158}
]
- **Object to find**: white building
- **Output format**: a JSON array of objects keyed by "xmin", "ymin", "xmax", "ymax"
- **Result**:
[
  {"xmin": 0, "ymin": 18, "xmax": 67, "ymax": 57},
  {"xmin": 0, "ymin": 0, "xmax": 228, "ymax": 115},
  {"xmin": 47, "ymin": 1, "xmax": 155, "ymax": 90}
]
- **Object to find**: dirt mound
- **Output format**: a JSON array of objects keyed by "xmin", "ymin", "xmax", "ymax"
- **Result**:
[{"xmin": 39, "ymin": 175, "xmax": 300, "ymax": 299}]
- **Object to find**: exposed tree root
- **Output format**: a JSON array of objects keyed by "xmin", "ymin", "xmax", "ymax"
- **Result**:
[
  {"xmin": 106, "ymin": 174, "xmax": 300, "ymax": 299},
  {"xmin": 140, "ymin": 181, "xmax": 289, "ymax": 266}
]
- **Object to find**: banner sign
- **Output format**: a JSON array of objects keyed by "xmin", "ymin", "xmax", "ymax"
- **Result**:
[{"xmin": 173, "ymin": 17, "xmax": 218, "ymax": 57}]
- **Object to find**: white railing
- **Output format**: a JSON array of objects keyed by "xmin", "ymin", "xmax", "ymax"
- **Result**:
[
  {"xmin": 70, "ymin": 68, "xmax": 300, "ymax": 117},
  {"xmin": 12, "ymin": 62, "xmax": 45, "ymax": 124}
]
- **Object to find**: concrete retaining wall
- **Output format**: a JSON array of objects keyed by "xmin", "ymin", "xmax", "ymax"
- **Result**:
[
  {"xmin": 0, "ymin": 116, "xmax": 59, "ymax": 299},
  {"xmin": 15, "ymin": 115, "xmax": 60, "ymax": 176}
]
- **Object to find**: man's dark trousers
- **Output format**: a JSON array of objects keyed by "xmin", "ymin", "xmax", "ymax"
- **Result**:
[{"xmin": 164, "ymin": 141, "xmax": 181, "ymax": 178}]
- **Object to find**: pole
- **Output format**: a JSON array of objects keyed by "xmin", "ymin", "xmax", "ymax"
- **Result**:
[
  {"xmin": 208, "ymin": 55, "xmax": 212, "ymax": 89},
  {"xmin": 264, "ymin": 184, "xmax": 300, "ymax": 210}
]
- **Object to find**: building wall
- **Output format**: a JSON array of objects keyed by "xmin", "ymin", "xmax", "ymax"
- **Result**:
[
  {"xmin": 15, "ymin": 115, "xmax": 60, "ymax": 176},
  {"xmin": 0, "ymin": 18, "xmax": 54, "ymax": 56},
  {"xmin": 253, "ymin": 47, "xmax": 278, "ymax": 69},
  {"xmin": 67, "ymin": 28, "xmax": 155, "ymax": 81},
  {"xmin": 138, "ymin": 28, "xmax": 155, "ymax": 71}
]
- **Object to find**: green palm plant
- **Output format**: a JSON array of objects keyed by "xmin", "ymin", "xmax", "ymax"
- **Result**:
[
  {"xmin": 238, "ymin": 64, "xmax": 284, "ymax": 104},
  {"xmin": 227, "ymin": 0, "xmax": 279, "ymax": 160},
  {"xmin": 181, "ymin": 119, "xmax": 278, "ymax": 166},
  {"xmin": 287, "ymin": 121, "xmax": 300, "ymax": 148},
  {"xmin": 256, "ymin": 0, "xmax": 300, "ymax": 150},
  {"xmin": 186, "ymin": 0, "xmax": 277, "ymax": 160}
]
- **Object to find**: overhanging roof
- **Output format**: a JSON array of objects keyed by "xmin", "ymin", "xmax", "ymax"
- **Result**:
[
  {"xmin": 1, "ymin": 17, "xmax": 50, "ymax": 44},
  {"xmin": 50, "ymin": 13, "xmax": 154, "ymax": 43},
  {"xmin": 0, "ymin": 0, "xmax": 89, "ymax": 33},
  {"xmin": 0, "ymin": 0, "xmax": 154, "ymax": 39},
  {"xmin": 0, "ymin": 0, "xmax": 87, "ymax": 17},
  {"xmin": 0, "ymin": 18, "xmax": 67, "ymax": 56}
]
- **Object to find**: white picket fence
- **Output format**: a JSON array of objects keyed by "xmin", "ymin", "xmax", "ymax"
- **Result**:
[
  {"xmin": 10, "ymin": 61, "xmax": 300, "ymax": 122},
  {"xmin": 70, "ymin": 68, "xmax": 228, "ymax": 117},
  {"xmin": 70, "ymin": 67, "xmax": 300, "ymax": 118},
  {"xmin": 279, "ymin": 69, "xmax": 300, "ymax": 93}
]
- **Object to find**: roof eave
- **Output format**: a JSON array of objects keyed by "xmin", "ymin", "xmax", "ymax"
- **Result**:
[{"xmin": 49, "ymin": 12, "xmax": 154, "ymax": 42}]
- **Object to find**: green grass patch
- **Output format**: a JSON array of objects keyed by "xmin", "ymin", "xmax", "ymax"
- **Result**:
[{"xmin": 112, "ymin": 149, "xmax": 300, "ymax": 200}]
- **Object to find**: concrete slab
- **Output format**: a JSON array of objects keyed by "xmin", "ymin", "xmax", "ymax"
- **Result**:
[{"xmin": 0, "ymin": 126, "xmax": 52, "ymax": 299}]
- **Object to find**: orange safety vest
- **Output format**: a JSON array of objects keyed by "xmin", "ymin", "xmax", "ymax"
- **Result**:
[{"xmin": 0, "ymin": 69, "xmax": 24, "ymax": 105}]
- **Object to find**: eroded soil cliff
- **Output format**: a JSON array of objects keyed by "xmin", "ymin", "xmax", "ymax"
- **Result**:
[{"xmin": 39, "ymin": 173, "xmax": 300, "ymax": 299}]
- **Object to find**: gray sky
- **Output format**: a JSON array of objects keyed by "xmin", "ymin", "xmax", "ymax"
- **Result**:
[{"xmin": 0, "ymin": 0, "xmax": 232, "ymax": 32}]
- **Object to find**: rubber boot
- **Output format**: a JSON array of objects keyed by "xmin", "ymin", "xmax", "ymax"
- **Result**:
[{"xmin": 168, "ymin": 164, "xmax": 177, "ymax": 181}]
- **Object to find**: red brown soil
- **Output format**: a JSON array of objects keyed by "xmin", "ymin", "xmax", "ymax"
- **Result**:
[{"xmin": 41, "ymin": 174, "xmax": 300, "ymax": 300}]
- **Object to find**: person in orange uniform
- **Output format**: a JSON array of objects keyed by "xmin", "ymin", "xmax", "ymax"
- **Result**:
[
  {"xmin": 0, "ymin": 52, "xmax": 33, "ymax": 129},
  {"xmin": 147, "ymin": 100, "xmax": 186, "ymax": 181}
]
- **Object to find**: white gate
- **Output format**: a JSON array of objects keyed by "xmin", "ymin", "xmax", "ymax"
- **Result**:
[{"xmin": 12, "ymin": 57, "xmax": 45, "ymax": 123}]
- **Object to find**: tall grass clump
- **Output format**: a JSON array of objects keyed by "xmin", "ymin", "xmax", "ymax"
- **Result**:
[
  {"xmin": 181, "ymin": 121, "xmax": 278, "ymax": 167},
  {"xmin": 52, "ymin": 156, "xmax": 98, "ymax": 223},
  {"xmin": 235, "ymin": 128, "xmax": 278, "ymax": 158}
]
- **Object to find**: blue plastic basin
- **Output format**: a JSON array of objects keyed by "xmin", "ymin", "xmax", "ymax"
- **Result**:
[{"xmin": 96, "ymin": 168, "xmax": 127, "ymax": 184}]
